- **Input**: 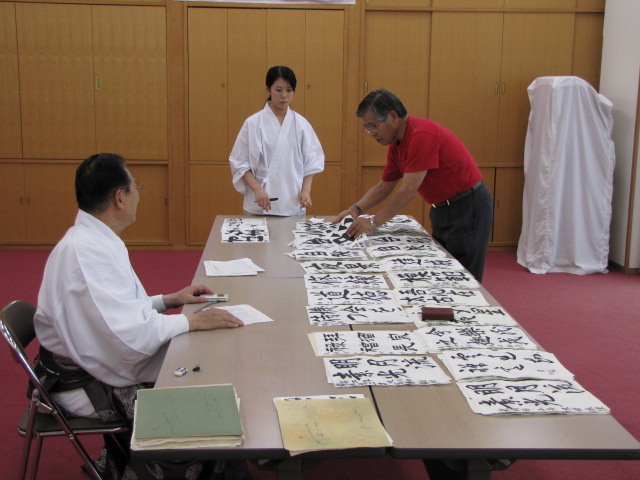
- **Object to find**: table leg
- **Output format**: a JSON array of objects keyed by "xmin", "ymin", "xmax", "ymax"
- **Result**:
[
  {"xmin": 276, "ymin": 458, "xmax": 302, "ymax": 480},
  {"xmin": 424, "ymin": 459, "xmax": 513, "ymax": 480}
]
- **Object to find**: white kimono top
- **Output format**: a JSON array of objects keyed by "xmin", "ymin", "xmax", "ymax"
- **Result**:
[
  {"xmin": 229, "ymin": 102, "xmax": 325, "ymax": 216},
  {"xmin": 35, "ymin": 210, "xmax": 189, "ymax": 389}
]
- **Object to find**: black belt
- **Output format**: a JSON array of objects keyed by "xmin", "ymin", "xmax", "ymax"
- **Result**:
[{"xmin": 431, "ymin": 181, "xmax": 483, "ymax": 208}]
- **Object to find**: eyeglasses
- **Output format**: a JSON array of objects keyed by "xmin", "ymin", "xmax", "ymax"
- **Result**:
[
  {"xmin": 126, "ymin": 182, "xmax": 144, "ymax": 193},
  {"xmin": 363, "ymin": 119, "xmax": 385, "ymax": 134}
]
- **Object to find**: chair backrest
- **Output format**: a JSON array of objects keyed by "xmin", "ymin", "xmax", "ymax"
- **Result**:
[
  {"xmin": 1, "ymin": 300, "xmax": 37, "ymax": 370},
  {"xmin": 0, "ymin": 300, "xmax": 58, "ymax": 409}
]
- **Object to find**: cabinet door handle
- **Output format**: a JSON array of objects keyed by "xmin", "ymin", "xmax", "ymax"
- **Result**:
[
  {"xmin": 364, "ymin": 81, "xmax": 369, "ymax": 93},
  {"xmin": 501, "ymin": 83, "xmax": 506, "ymax": 94},
  {"xmin": 495, "ymin": 83, "xmax": 499, "ymax": 94},
  {"xmin": 95, "ymin": 77, "xmax": 101, "ymax": 90}
]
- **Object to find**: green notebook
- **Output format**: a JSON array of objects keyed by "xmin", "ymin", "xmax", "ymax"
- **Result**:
[{"xmin": 134, "ymin": 384, "xmax": 242, "ymax": 440}]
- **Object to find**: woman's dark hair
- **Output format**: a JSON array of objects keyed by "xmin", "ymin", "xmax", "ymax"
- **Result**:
[
  {"xmin": 76, "ymin": 153, "xmax": 130, "ymax": 214},
  {"xmin": 356, "ymin": 89, "xmax": 408, "ymax": 121},
  {"xmin": 265, "ymin": 66, "xmax": 297, "ymax": 100}
]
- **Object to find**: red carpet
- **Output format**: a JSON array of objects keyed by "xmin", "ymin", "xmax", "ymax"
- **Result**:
[{"xmin": 0, "ymin": 250, "xmax": 638, "ymax": 479}]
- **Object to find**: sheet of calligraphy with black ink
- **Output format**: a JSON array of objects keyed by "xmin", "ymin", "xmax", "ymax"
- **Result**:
[
  {"xmin": 306, "ymin": 304, "xmax": 411, "ymax": 326},
  {"xmin": 389, "ymin": 270, "xmax": 480, "ymax": 289},
  {"xmin": 408, "ymin": 305, "xmax": 518, "ymax": 327},
  {"xmin": 306, "ymin": 288, "xmax": 397, "ymax": 305},
  {"xmin": 381, "ymin": 256, "xmax": 465, "ymax": 272},
  {"xmin": 416, "ymin": 325, "xmax": 538, "ymax": 352},
  {"xmin": 365, "ymin": 235, "xmax": 436, "ymax": 247},
  {"xmin": 323, "ymin": 355, "xmax": 451, "ymax": 387},
  {"xmin": 304, "ymin": 273, "xmax": 389, "ymax": 290},
  {"xmin": 457, "ymin": 379, "xmax": 610, "ymax": 415},
  {"xmin": 300, "ymin": 260, "xmax": 385, "ymax": 274},
  {"xmin": 310, "ymin": 331, "xmax": 428, "ymax": 356},
  {"xmin": 286, "ymin": 248, "xmax": 369, "ymax": 261},
  {"xmin": 221, "ymin": 217, "xmax": 269, "ymax": 243},
  {"xmin": 366, "ymin": 243, "xmax": 447, "ymax": 259},
  {"xmin": 393, "ymin": 287, "xmax": 489, "ymax": 307},
  {"xmin": 437, "ymin": 349, "xmax": 575, "ymax": 382}
]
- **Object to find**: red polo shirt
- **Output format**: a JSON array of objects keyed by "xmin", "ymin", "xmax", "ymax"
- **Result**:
[{"xmin": 382, "ymin": 116, "xmax": 482, "ymax": 205}]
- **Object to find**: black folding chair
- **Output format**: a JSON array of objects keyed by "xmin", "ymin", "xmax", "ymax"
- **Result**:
[{"xmin": 0, "ymin": 300, "xmax": 129, "ymax": 480}]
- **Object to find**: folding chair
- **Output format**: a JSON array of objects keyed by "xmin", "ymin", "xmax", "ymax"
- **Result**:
[{"xmin": 0, "ymin": 300, "xmax": 129, "ymax": 480}]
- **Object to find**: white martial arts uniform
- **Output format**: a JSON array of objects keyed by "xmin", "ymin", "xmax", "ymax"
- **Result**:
[
  {"xmin": 35, "ymin": 210, "xmax": 189, "ymax": 415},
  {"xmin": 230, "ymin": 102, "xmax": 325, "ymax": 216}
]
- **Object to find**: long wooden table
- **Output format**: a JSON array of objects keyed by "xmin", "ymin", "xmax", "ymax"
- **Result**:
[{"xmin": 138, "ymin": 215, "xmax": 640, "ymax": 480}]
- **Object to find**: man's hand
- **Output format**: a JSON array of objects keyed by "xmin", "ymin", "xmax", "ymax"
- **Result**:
[
  {"xmin": 346, "ymin": 217, "xmax": 374, "ymax": 238},
  {"xmin": 332, "ymin": 206, "xmax": 359, "ymax": 224},
  {"xmin": 186, "ymin": 307, "xmax": 244, "ymax": 331},
  {"xmin": 163, "ymin": 285, "xmax": 214, "ymax": 310}
]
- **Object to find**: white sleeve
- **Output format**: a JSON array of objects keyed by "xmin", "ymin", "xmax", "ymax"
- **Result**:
[
  {"xmin": 229, "ymin": 120, "xmax": 251, "ymax": 194},
  {"xmin": 300, "ymin": 117, "xmax": 325, "ymax": 176}
]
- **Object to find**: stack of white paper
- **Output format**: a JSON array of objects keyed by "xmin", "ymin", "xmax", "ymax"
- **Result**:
[{"xmin": 204, "ymin": 258, "xmax": 264, "ymax": 276}]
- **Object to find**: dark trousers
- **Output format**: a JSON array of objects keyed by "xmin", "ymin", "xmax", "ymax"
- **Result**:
[{"xmin": 429, "ymin": 182, "xmax": 493, "ymax": 282}]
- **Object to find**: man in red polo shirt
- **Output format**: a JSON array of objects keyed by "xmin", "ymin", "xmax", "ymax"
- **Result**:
[{"xmin": 336, "ymin": 89, "xmax": 493, "ymax": 282}]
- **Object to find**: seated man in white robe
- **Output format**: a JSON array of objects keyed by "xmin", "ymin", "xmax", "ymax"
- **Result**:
[{"xmin": 34, "ymin": 153, "xmax": 245, "ymax": 480}]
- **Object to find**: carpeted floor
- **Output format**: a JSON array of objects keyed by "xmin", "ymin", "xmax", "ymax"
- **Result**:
[{"xmin": 0, "ymin": 250, "xmax": 638, "ymax": 479}]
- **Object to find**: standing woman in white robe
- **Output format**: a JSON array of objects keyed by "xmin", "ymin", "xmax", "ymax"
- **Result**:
[{"xmin": 229, "ymin": 66, "xmax": 325, "ymax": 216}]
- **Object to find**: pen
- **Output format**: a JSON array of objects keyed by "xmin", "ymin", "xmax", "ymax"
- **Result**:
[
  {"xmin": 194, "ymin": 302, "xmax": 216, "ymax": 313},
  {"xmin": 254, "ymin": 198, "xmax": 278, "ymax": 202}
]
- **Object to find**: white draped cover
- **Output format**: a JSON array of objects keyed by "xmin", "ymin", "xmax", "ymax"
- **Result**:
[{"xmin": 517, "ymin": 76, "xmax": 615, "ymax": 275}]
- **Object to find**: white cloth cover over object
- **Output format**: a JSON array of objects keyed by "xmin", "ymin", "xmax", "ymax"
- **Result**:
[{"xmin": 517, "ymin": 76, "xmax": 615, "ymax": 275}]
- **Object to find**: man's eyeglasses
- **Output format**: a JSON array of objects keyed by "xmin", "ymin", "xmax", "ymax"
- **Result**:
[
  {"xmin": 363, "ymin": 119, "xmax": 385, "ymax": 134},
  {"xmin": 127, "ymin": 182, "xmax": 144, "ymax": 193}
]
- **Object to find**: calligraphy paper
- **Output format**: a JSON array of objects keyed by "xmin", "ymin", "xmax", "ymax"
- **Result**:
[
  {"xmin": 307, "ymin": 288, "xmax": 396, "ymax": 305},
  {"xmin": 216, "ymin": 305, "xmax": 274, "ymax": 325},
  {"xmin": 273, "ymin": 396, "xmax": 392, "ymax": 456},
  {"xmin": 309, "ymin": 331, "xmax": 428, "ymax": 356},
  {"xmin": 306, "ymin": 304, "xmax": 411, "ymax": 326},
  {"xmin": 286, "ymin": 248, "xmax": 368, "ymax": 261},
  {"xmin": 222, "ymin": 218, "xmax": 269, "ymax": 243},
  {"xmin": 290, "ymin": 236, "xmax": 368, "ymax": 250},
  {"xmin": 393, "ymin": 287, "xmax": 489, "ymax": 307},
  {"xmin": 389, "ymin": 270, "xmax": 480, "ymax": 289},
  {"xmin": 203, "ymin": 258, "xmax": 264, "ymax": 276},
  {"xmin": 324, "ymin": 355, "xmax": 451, "ymax": 387},
  {"xmin": 457, "ymin": 379, "xmax": 610, "ymax": 415},
  {"xmin": 409, "ymin": 306, "xmax": 518, "ymax": 327},
  {"xmin": 416, "ymin": 325, "xmax": 537, "ymax": 352},
  {"xmin": 438, "ymin": 349, "xmax": 574, "ymax": 382},
  {"xmin": 365, "ymin": 235, "xmax": 436, "ymax": 247},
  {"xmin": 304, "ymin": 273, "xmax": 388, "ymax": 290},
  {"xmin": 381, "ymin": 256, "xmax": 465, "ymax": 272},
  {"xmin": 300, "ymin": 260, "xmax": 384, "ymax": 274},
  {"xmin": 366, "ymin": 244, "xmax": 447, "ymax": 259}
]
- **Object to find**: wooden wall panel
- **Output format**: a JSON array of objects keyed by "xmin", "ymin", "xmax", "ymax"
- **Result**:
[
  {"xmin": 122, "ymin": 165, "xmax": 170, "ymax": 244},
  {"xmin": 572, "ymin": 13, "xmax": 604, "ymax": 91},
  {"xmin": 429, "ymin": 12, "xmax": 503, "ymax": 166},
  {"xmin": 16, "ymin": 3, "xmax": 95, "ymax": 159},
  {"xmin": 0, "ymin": 3, "xmax": 22, "ymax": 158},
  {"xmin": 0, "ymin": 164, "xmax": 26, "ymax": 242},
  {"xmin": 189, "ymin": 164, "xmax": 244, "ymax": 244},
  {"xmin": 493, "ymin": 167, "xmax": 524, "ymax": 245},
  {"xmin": 227, "ymin": 10, "xmax": 266, "ymax": 157},
  {"xmin": 497, "ymin": 13, "xmax": 574, "ymax": 165},
  {"xmin": 24, "ymin": 163, "xmax": 77, "ymax": 243},
  {"xmin": 363, "ymin": 11, "xmax": 430, "ymax": 167},
  {"xmin": 93, "ymin": 6, "xmax": 168, "ymax": 160},
  {"xmin": 188, "ymin": 8, "xmax": 228, "ymax": 163},
  {"xmin": 266, "ymin": 10, "xmax": 306, "ymax": 115},
  {"xmin": 304, "ymin": 10, "xmax": 344, "ymax": 165},
  {"xmin": 306, "ymin": 164, "xmax": 343, "ymax": 217}
]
